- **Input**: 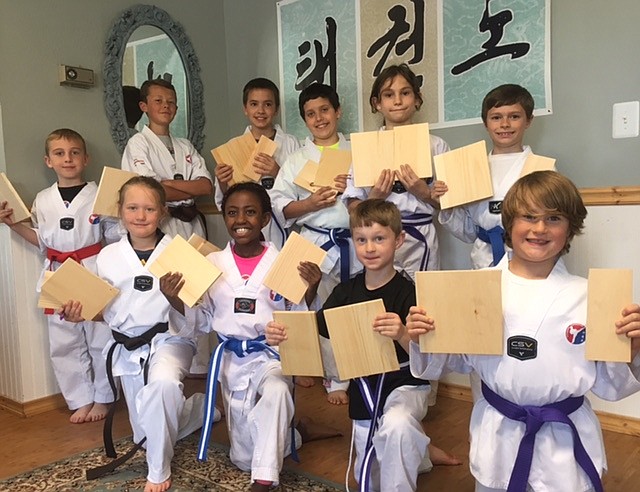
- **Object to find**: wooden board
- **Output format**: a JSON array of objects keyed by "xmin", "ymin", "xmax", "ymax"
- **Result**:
[
  {"xmin": 187, "ymin": 233, "xmax": 221, "ymax": 257},
  {"xmin": 433, "ymin": 140, "xmax": 493, "ymax": 209},
  {"xmin": 415, "ymin": 269, "xmax": 503, "ymax": 355},
  {"xmin": 147, "ymin": 234, "xmax": 222, "ymax": 308},
  {"xmin": 243, "ymin": 134, "xmax": 279, "ymax": 182},
  {"xmin": 263, "ymin": 231, "xmax": 327, "ymax": 304},
  {"xmin": 293, "ymin": 160, "xmax": 321, "ymax": 193},
  {"xmin": 92, "ymin": 166, "xmax": 138, "ymax": 217},
  {"xmin": 0, "ymin": 172, "xmax": 31, "ymax": 223},
  {"xmin": 323, "ymin": 299, "xmax": 399, "ymax": 380},
  {"xmin": 351, "ymin": 130, "xmax": 395, "ymax": 187},
  {"xmin": 393, "ymin": 123, "xmax": 433, "ymax": 179},
  {"xmin": 273, "ymin": 311, "xmax": 324, "ymax": 377},
  {"xmin": 520, "ymin": 154, "xmax": 557, "ymax": 177},
  {"xmin": 313, "ymin": 148, "xmax": 352, "ymax": 188},
  {"xmin": 586, "ymin": 268, "xmax": 632, "ymax": 362},
  {"xmin": 211, "ymin": 132, "xmax": 256, "ymax": 186},
  {"xmin": 37, "ymin": 271, "xmax": 58, "ymax": 309},
  {"xmin": 38, "ymin": 259, "xmax": 119, "ymax": 320}
]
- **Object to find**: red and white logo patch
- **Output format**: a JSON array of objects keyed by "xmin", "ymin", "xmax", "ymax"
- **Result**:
[{"xmin": 565, "ymin": 324, "xmax": 586, "ymax": 345}]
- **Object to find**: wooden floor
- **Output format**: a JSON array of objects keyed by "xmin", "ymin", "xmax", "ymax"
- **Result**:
[{"xmin": 1, "ymin": 379, "xmax": 640, "ymax": 491}]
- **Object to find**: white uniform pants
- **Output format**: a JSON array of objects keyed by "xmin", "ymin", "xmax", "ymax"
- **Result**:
[
  {"xmin": 120, "ymin": 338, "xmax": 204, "ymax": 484},
  {"xmin": 353, "ymin": 384, "xmax": 432, "ymax": 492},
  {"xmin": 48, "ymin": 316, "xmax": 112, "ymax": 409},
  {"xmin": 222, "ymin": 362, "xmax": 301, "ymax": 485}
]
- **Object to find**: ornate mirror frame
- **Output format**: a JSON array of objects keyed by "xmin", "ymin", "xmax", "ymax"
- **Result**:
[{"xmin": 103, "ymin": 4, "xmax": 205, "ymax": 153}]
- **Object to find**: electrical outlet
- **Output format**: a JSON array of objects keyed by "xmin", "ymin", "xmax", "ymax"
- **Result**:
[{"xmin": 612, "ymin": 101, "xmax": 639, "ymax": 139}]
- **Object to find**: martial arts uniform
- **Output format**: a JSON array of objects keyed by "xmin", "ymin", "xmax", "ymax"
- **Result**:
[
  {"xmin": 343, "ymin": 133, "xmax": 449, "ymax": 280},
  {"xmin": 438, "ymin": 146, "xmax": 534, "ymax": 269},
  {"xmin": 271, "ymin": 134, "xmax": 362, "ymax": 301},
  {"xmin": 318, "ymin": 272, "xmax": 432, "ymax": 492},
  {"xmin": 410, "ymin": 256, "xmax": 640, "ymax": 491},
  {"xmin": 97, "ymin": 234, "xmax": 206, "ymax": 485},
  {"xmin": 121, "ymin": 125, "xmax": 213, "ymax": 239},
  {"xmin": 213, "ymin": 124, "xmax": 300, "ymax": 249},
  {"xmin": 189, "ymin": 242, "xmax": 305, "ymax": 486},
  {"xmin": 32, "ymin": 181, "xmax": 117, "ymax": 410}
]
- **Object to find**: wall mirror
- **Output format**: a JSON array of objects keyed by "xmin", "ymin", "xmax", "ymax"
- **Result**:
[{"xmin": 103, "ymin": 5, "xmax": 205, "ymax": 153}]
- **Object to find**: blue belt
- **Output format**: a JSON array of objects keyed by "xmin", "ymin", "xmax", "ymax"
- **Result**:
[
  {"xmin": 401, "ymin": 213, "xmax": 433, "ymax": 272},
  {"xmin": 197, "ymin": 334, "xmax": 298, "ymax": 462},
  {"xmin": 303, "ymin": 225, "xmax": 351, "ymax": 282},
  {"xmin": 477, "ymin": 225, "xmax": 505, "ymax": 266},
  {"xmin": 481, "ymin": 382, "xmax": 602, "ymax": 492}
]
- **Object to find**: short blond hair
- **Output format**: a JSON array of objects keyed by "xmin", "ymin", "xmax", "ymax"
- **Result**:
[
  {"xmin": 502, "ymin": 171, "xmax": 587, "ymax": 256},
  {"xmin": 45, "ymin": 128, "xmax": 86, "ymax": 155}
]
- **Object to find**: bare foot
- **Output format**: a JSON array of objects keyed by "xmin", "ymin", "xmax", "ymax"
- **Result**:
[
  {"xmin": 250, "ymin": 481, "xmax": 272, "ymax": 491},
  {"xmin": 296, "ymin": 416, "xmax": 342, "ymax": 443},
  {"xmin": 144, "ymin": 477, "xmax": 172, "ymax": 492},
  {"xmin": 327, "ymin": 389, "xmax": 348, "ymax": 405},
  {"xmin": 295, "ymin": 376, "xmax": 316, "ymax": 388},
  {"xmin": 69, "ymin": 403, "xmax": 92, "ymax": 423},
  {"xmin": 84, "ymin": 402, "xmax": 109, "ymax": 422},
  {"xmin": 428, "ymin": 443, "xmax": 462, "ymax": 466}
]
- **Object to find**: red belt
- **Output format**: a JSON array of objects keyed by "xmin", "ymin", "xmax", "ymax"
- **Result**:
[{"xmin": 46, "ymin": 242, "xmax": 102, "ymax": 265}]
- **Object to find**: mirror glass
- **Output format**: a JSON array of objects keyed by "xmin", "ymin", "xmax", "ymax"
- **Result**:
[
  {"xmin": 123, "ymin": 26, "xmax": 188, "ymax": 138},
  {"xmin": 103, "ymin": 5, "xmax": 205, "ymax": 154}
]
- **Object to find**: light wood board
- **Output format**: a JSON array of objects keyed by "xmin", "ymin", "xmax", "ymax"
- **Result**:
[
  {"xmin": 351, "ymin": 130, "xmax": 395, "ymax": 187},
  {"xmin": 0, "ymin": 172, "xmax": 31, "ymax": 223},
  {"xmin": 37, "ymin": 271, "xmax": 58, "ymax": 309},
  {"xmin": 415, "ymin": 269, "xmax": 503, "ymax": 355},
  {"xmin": 147, "ymin": 234, "xmax": 222, "ymax": 308},
  {"xmin": 273, "ymin": 311, "xmax": 324, "ymax": 377},
  {"xmin": 38, "ymin": 259, "xmax": 119, "ymax": 320},
  {"xmin": 520, "ymin": 154, "xmax": 557, "ymax": 177},
  {"xmin": 263, "ymin": 231, "xmax": 327, "ymax": 304},
  {"xmin": 433, "ymin": 140, "xmax": 493, "ymax": 209},
  {"xmin": 313, "ymin": 148, "xmax": 352, "ymax": 188},
  {"xmin": 211, "ymin": 132, "xmax": 256, "ymax": 186},
  {"xmin": 92, "ymin": 167, "xmax": 138, "ymax": 217},
  {"xmin": 293, "ymin": 160, "xmax": 321, "ymax": 193},
  {"xmin": 187, "ymin": 233, "xmax": 221, "ymax": 257},
  {"xmin": 243, "ymin": 134, "xmax": 279, "ymax": 182},
  {"xmin": 586, "ymin": 268, "xmax": 632, "ymax": 362},
  {"xmin": 393, "ymin": 122, "xmax": 433, "ymax": 179},
  {"xmin": 323, "ymin": 299, "xmax": 399, "ymax": 380}
]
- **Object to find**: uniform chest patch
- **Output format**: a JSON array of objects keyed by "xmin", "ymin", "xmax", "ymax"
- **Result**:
[
  {"xmin": 269, "ymin": 290, "xmax": 283, "ymax": 302},
  {"xmin": 565, "ymin": 323, "xmax": 586, "ymax": 345},
  {"xmin": 507, "ymin": 335, "xmax": 537, "ymax": 361},
  {"xmin": 261, "ymin": 177, "xmax": 275, "ymax": 190},
  {"xmin": 133, "ymin": 275, "xmax": 154, "ymax": 292},
  {"xmin": 234, "ymin": 297, "xmax": 256, "ymax": 314},
  {"xmin": 59, "ymin": 217, "xmax": 75, "ymax": 230},
  {"xmin": 489, "ymin": 201, "xmax": 502, "ymax": 214},
  {"xmin": 391, "ymin": 181, "xmax": 407, "ymax": 194},
  {"xmin": 88, "ymin": 214, "xmax": 100, "ymax": 224}
]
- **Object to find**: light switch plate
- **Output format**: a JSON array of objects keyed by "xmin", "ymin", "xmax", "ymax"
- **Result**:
[{"xmin": 612, "ymin": 101, "xmax": 639, "ymax": 139}]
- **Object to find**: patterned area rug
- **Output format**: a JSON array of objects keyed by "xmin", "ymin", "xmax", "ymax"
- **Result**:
[{"xmin": 0, "ymin": 434, "xmax": 342, "ymax": 491}]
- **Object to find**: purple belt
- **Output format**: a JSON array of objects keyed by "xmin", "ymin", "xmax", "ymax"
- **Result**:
[{"xmin": 481, "ymin": 382, "xmax": 602, "ymax": 492}]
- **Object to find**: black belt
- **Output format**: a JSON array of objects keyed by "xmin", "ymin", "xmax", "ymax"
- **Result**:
[{"xmin": 86, "ymin": 322, "xmax": 169, "ymax": 480}]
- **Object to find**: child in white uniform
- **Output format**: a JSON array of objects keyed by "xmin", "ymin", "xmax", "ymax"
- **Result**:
[
  {"xmin": 0, "ymin": 128, "xmax": 117, "ymax": 423},
  {"xmin": 62, "ymin": 176, "xmax": 210, "ymax": 492},
  {"xmin": 214, "ymin": 77, "xmax": 300, "ymax": 249},
  {"xmin": 121, "ymin": 79, "xmax": 213, "ymax": 241},
  {"xmin": 163, "ymin": 182, "xmax": 329, "ymax": 492},
  {"xmin": 438, "ymin": 84, "xmax": 541, "ymax": 269},
  {"xmin": 271, "ymin": 83, "xmax": 361, "ymax": 405},
  {"xmin": 343, "ymin": 63, "xmax": 449, "ymax": 280},
  {"xmin": 408, "ymin": 171, "xmax": 640, "ymax": 492}
]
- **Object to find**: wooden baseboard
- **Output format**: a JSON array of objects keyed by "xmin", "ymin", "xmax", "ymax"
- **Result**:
[
  {"xmin": 0, "ymin": 393, "xmax": 67, "ymax": 418},
  {"xmin": 437, "ymin": 382, "xmax": 640, "ymax": 437}
]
